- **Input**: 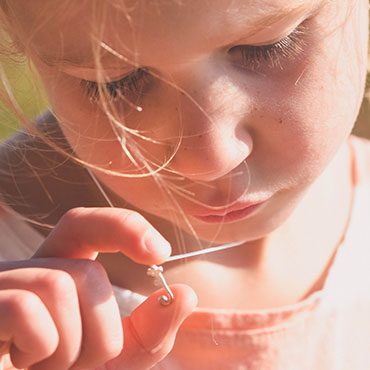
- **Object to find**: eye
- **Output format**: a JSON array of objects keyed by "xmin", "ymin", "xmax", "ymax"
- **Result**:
[
  {"xmin": 228, "ymin": 25, "xmax": 306, "ymax": 70},
  {"xmin": 80, "ymin": 68, "xmax": 151, "ymax": 102}
]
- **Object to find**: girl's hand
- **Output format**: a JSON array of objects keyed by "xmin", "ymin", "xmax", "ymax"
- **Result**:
[{"xmin": 0, "ymin": 207, "xmax": 197, "ymax": 370}]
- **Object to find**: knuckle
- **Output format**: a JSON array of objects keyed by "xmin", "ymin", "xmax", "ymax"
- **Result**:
[
  {"xmin": 9, "ymin": 291, "xmax": 42, "ymax": 317},
  {"xmin": 40, "ymin": 270, "xmax": 75, "ymax": 297},
  {"xmin": 121, "ymin": 210, "xmax": 145, "ymax": 224},
  {"xmin": 72, "ymin": 334, "xmax": 122, "ymax": 370},
  {"xmin": 72, "ymin": 259, "xmax": 107, "ymax": 281},
  {"xmin": 58, "ymin": 207, "xmax": 87, "ymax": 240},
  {"xmin": 59, "ymin": 207, "xmax": 83, "ymax": 227},
  {"xmin": 68, "ymin": 259, "xmax": 110, "ymax": 292},
  {"xmin": 100, "ymin": 337, "xmax": 123, "ymax": 362},
  {"xmin": 84, "ymin": 347, "xmax": 122, "ymax": 369},
  {"xmin": 84, "ymin": 259, "xmax": 107, "ymax": 278},
  {"xmin": 122, "ymin": 210, "xmax": 148, "ymax": 230},
  {"xmin": 119, "ymin": 211, "xmax": 147, "ymax": 241}
]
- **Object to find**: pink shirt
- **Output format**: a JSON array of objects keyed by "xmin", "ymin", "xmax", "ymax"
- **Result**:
[
  {"xmin": 1, "ymin": 136, "xmax": 370, "ymax": 369},
  {"xmin": 113, "ymin": 136, "xmax": 370, "ymax": 369}
]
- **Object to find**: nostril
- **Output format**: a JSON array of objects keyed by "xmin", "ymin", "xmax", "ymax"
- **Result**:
[
  {"xmin": 235, "ymin": 126, "xmax": 254, "ymax": 156},
  {"xmin": 164, "ymin": 159, "xmax": 252, "ymax": 208},
  {"xmin": 166, "ymin": 139, "xmax": 252, "ymax": 182}
]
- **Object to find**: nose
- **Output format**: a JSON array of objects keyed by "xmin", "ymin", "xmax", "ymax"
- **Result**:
[{"xmin": 167, "ymin": 67, "xmax": 253, "ymax": 182}]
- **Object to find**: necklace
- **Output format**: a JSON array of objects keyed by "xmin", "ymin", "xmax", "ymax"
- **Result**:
[
  {"xmin": 148, "ymin": 240, "xmax": 244, "ymax": 305},
  {"xmin": 88, "ymin": 168, "xmax": 245, "ymax": 306}
]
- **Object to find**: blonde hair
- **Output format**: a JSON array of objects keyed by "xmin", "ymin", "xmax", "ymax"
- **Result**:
[
  {"xmin": 0, "ymin": 0, "xmax": 236, "ymax": 251},
  {"xmin": 0, "ymin": 0, "xmax": 369, "ymax": 248}
]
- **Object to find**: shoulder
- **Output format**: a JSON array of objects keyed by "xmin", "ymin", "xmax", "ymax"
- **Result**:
[
  {"xmin": 0, "ymin": 112, "xmax": 74, "ymax": 233},
  {"xmin": 349, "ymin": 135, "xmax": 370, "ymax": 185},
  {"xmin": 333, "ymin": 136, "xmax": 370, "ymax": 286},
  {"xmin": 0, "ymin": 111, "xmax": 63, "ymax": 176},
  {"xmin": 0, "ymin": 111, "xmax": 109, "ymax": 233},
  {"xmin": 0, "ymin": 111, "xmax": 66, "ymax": 166},
  {"xmin": 0, "ymin": 203, "xmax": 44, "ymax": 260},
  {"xmin": 347, "ymin": 135, "xmax": 370, "ymax": 239},
  {"xmin": 0, "ymin": 112, "xmax": 65, "ymax": 233},
  {"xmin": 349, "ymin": 134, "xmax": 370, "ymax": 156}
]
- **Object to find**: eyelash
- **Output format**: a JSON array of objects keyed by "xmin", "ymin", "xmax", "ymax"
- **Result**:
[
  {"xmin": 229, "ymin": 25, "xmax": 306, "ymax": 70},
  {"xmin": 81, "ymin": 68, "xmax": 149, "ymax": 102},
  {"xmin": 81, "ymin": 26, "xmax": 305, "ymax": 102}
]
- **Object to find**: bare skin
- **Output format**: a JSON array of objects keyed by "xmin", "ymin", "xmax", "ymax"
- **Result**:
[
  {"xmin": 0, "ymin": 0, "xmax": 368, "ymax": 369},
  {"xmin": 0, "ymin": 207, "xmax": 197, "ymax": 370}
]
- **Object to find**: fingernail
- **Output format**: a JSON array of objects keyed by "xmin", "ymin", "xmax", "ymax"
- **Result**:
[{"xmin": 143, "ymin": 229, "xmax": 171, "ymax": 258}]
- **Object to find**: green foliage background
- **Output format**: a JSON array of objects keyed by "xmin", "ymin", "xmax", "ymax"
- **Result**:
[{"xmin": 0, "ymin": 59, "xmax": 49, "ymax": 140}]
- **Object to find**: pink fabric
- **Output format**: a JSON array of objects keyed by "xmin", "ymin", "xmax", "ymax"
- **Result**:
[
  {"xmin": 1, "ymin": 136, "xmax": 370, "ymax": 369},
  {"xmin": 150, "ymin": 136, "xmax": 370, "ymax": 369}
]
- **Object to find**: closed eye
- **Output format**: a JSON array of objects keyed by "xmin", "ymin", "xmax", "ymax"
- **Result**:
[
  {"xmin": 229, "ymin": 24, "xmax": 306, "ymax": 70},
  {"xmin": 80, "ymin": 68, "xmax": 151, "ymax": 102}
]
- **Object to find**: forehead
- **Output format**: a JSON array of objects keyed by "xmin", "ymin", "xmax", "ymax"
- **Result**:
[{"xmin": 11, "ymin": 0, "xmax": 324, "ymax": 67}]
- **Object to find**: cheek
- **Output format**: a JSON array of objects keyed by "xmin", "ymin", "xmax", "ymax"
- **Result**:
[
  {"xmin": 248, "ymin": 88, "xmax": 342, "ymax": 192},
  {"xmin": 41, "ymin": 73, "xmax": 178, "ymax": 173},
  {"xmin": 254, "ymin": 47, "xmax": 362, "ymax": 186},
  {"xmin": 47, "ymin": 92, "xmax": 170, "ymax": 211}
]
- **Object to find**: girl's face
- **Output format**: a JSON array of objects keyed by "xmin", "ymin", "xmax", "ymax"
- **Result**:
[{"xmin": 10, "ymin": 0, "xmax": 369, "ymax": 243}]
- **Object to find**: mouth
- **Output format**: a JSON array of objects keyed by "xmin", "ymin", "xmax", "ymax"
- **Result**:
[{"xmin": 191, "ymin": 201, "xmax": 263, "ymax": 224}]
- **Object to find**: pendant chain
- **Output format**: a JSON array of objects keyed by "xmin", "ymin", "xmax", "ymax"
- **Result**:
[{"xmin": 87, "ymin": 168, "xmax": 245, "ymax": 305}]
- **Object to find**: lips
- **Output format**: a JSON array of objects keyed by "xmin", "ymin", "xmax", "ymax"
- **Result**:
[{"xmin": 191, "ymin": 201, "xmax": 263, "ymax": 223}]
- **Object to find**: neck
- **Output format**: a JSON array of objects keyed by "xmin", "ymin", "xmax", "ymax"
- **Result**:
[
  {"xmin": 252, "ymin": 141, "xmax": 353, "ymax": 304},
  {"xmin": 175, "ymin": 141, "xmax": 352, "ymax": 308},
  {"xmin": 99, "ymin": 141, "xmax": 354, "ymax": 309}
]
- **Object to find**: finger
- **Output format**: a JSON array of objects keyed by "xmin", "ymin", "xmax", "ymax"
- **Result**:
[
  {"xmin": 0, "ymin": 268, "xmax": 82, "ymax": 370},
  {"xmin": 58, "ymin": 260, "xmax": 123, "ymax": 370},
  {"xmin": 0, "ymin": 289, "xmax": 58, "ymax": 369},
  {"xmin": 0, "ymin": 261, "xmax": 123, "ymax": 370},
  {"xmin": 102, "ymin": 284, "xmax": 197, "ymax": 370},
  {"xmin": 33, "ymin": 207, "xmax": 171, "ymax": 265}
]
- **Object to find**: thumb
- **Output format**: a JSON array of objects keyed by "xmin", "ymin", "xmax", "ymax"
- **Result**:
[{"xmin": 103, "ymin": 284, "xmax": 197, "ymax": 370}]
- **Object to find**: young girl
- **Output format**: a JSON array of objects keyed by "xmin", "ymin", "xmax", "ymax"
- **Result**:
[{"xmin": 0, "ymin": 0, "xmax": 369, "ymax": 369}]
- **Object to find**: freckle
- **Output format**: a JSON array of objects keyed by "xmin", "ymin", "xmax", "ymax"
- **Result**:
[{"xmin": 279, "ymin": 118, "xmax": 283, "ymax": 124}]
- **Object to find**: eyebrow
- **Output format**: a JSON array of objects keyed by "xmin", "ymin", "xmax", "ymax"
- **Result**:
[
  {"xmin": 39, "ymin": 49, "xmax": 123, "ymax": 69},
  {"xmin": 235, "ymin": 0, "xmax": 324, "ymax": 37},
  {"xmin": 264, "ymin": 0, "xmax": 323, "ymax": 21},
  {"xmin": 39, "ymin": 0, "xmax": 324, "ymax": 69}
]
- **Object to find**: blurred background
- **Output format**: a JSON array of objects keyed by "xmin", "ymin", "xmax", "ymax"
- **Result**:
[
  {"xmin": 0, "ymin": 59, "xmax": 49, "ymax": 140},
  {"xmin": 0, "ymin": 55, "xmax": 369, "ymax": 142}
]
